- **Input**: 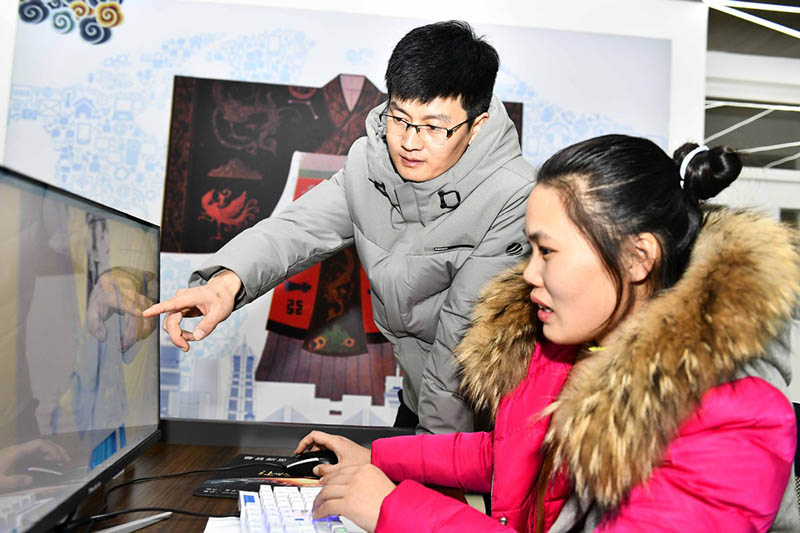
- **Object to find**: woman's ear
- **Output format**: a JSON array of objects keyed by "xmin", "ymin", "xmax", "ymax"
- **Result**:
[{"xmin": 627, "ymin": 233, "xmax": 660, "ymax": 283}]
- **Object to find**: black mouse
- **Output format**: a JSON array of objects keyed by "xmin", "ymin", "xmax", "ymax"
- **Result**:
[{"xmin": 284, "ymin": 449, "xmax": 338, "ymax": 478}]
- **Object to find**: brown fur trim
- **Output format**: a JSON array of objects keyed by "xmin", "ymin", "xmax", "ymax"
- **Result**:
[
  {"xmin": 456, "ymin": 208, "xmax": 800, "ymax": 509},
  {"xmin": 456, "ymin": 262, "xmax": 538, "ymax": 418},
  {"xmin": 545, "ymin": 209, "xmax": 800, "ymax": 508}
]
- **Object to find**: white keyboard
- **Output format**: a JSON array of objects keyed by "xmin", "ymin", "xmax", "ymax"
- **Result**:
[{"xmin": 237, "ymin": 485, "xmax": 366, "ymax": 533}]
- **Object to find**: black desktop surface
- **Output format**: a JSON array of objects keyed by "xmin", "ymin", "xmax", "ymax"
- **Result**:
[{"xmin": 72, "ymin": 420, "xmax": 415, "ymax": 532}]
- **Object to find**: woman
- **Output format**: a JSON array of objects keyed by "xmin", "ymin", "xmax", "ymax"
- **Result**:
[{"xmin": 297, "ymin": 135, "xmax": 800, "ymax": 532}]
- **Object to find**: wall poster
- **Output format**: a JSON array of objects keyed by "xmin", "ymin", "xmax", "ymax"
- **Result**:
[{"xmin": 8, "ymin": 0, "xmax": 671, "ymax": 426}]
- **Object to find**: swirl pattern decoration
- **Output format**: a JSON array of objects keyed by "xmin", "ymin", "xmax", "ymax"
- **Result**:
[
  {"xmin": 70, "ymin": 1, "xmax": 92, "ymax": 18},
  {"xmin": 96, "ymin": 2, "xmax": 123, "ymax": 28},
  {"xmin": 79, "ymin": 16, "xmax": 111, "ymax": 44},
  {"xmin": 18, "ymin": 0, "xmax": 124, "ymax": 44},
  {"xmin": 19, "ymin": 0, "xmax": 49, "ymax": 23},
  {"xmin": 52, "ymin": 10, "xmax": 75, "ymax": 33}
]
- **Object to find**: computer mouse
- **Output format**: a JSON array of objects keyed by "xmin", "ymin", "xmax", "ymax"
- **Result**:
[{"xmin": 283, "ymin": 449, "xmax": 338, "ymax": 478}]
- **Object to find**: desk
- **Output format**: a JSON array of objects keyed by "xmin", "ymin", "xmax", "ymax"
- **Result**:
[
  {"xmin": 76, "ymin": 440, "xmax": 472, "ymax": 532},
  {"xmin": 78, "ymin": 443, "xmax": 265, "ymax": 531}
]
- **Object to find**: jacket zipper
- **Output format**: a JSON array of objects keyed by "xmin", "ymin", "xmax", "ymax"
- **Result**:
[{"xmin": 425, "ymin": 244, "xmax": 475, "ymax": 252}]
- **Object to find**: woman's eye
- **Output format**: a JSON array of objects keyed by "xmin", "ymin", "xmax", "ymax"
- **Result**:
[{"xmin": 539, "ymin": 246, "xmax": 553, "ymax": 256}]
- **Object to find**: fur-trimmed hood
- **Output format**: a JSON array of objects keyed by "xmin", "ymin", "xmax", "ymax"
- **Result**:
[{"xmin": 455, "ymin": 208, "xmax": 800, "ymax": 510}]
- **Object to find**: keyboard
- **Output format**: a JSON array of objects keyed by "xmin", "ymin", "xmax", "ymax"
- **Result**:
[{"xmin": 237, "ymin": 485, "xmax": 366, "ymax": 533}]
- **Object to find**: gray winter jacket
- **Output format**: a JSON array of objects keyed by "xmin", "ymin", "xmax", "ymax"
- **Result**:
[{"xmin": 190, "ymin": 95, "xmax": 535, "ymax": 433}]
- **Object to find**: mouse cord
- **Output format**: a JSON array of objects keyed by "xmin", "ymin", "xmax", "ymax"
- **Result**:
[
  {"xmin": 66, "ymin": 461, "xmax": 285, "ymax": 532},
  {"xmin": 60, "ymin": 506, "xmax": 238, "ymax": 531}
]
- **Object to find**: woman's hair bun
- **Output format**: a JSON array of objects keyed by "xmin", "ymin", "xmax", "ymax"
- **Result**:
[{"xmin": 672, "ymin": 142, "xmax": 742, "ymax": 202}]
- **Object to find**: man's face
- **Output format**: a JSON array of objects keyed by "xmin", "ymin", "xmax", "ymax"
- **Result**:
[{"xmin": 384, "ymin": 97, "xmax": 487, "ymax": 182}]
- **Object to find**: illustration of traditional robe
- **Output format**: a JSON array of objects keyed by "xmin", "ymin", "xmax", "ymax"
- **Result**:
[{"xmin": 161, "ymin": 74, "xmax": 386, "ymax": 253}]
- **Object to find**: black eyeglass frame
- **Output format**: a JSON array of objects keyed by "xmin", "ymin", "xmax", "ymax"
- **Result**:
[{"xmin": 380, "ymin": 112, "xmax": 471, "ymax": 139}]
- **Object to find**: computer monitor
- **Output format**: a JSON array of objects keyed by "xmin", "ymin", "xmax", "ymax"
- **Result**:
[{"xmin": 0, "ymin": 166, "xmax": 161, "ymax": 532}]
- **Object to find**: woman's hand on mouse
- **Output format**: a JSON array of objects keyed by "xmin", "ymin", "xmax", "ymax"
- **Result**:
[
  {"xmin": 312, "ymin": 464, "xmax": 395, "ymax": 532},
  {"xmin": 294, "ymin": 431, "xmax": 370, "ymax": 475}
]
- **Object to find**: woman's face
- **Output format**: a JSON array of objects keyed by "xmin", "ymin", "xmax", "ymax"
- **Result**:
[{"xmin": 522, "ymin": 184, "xmax": 618, "ymax": 346}]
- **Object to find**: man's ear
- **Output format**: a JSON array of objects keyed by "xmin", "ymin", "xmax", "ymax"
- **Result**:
[
  {"xmin": 628, "ymin": 233, "xmax": 660, "ymax": 283},
  {"xmin": 468, "ymin": 112, "xmax": 490, "ymax": 144}
]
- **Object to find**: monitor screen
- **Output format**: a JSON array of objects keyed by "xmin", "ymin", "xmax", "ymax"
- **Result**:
[{"xmin": 0, "ymin": 167, "xmax": 160, "ymax": 532}]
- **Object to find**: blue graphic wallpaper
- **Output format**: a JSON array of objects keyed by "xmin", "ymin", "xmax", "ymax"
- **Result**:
[{"xmin": 8, "ymin": 1, "xmax": 671, "ymax": 425}]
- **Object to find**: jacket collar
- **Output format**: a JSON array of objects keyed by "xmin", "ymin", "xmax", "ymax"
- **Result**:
[
  {"xmin": 364, "ymin": 94, "xmax": 522, "ymax": 225},
  {"xmin": 456, "ymin": 208, "xmax": 800, "ymax": 509}
]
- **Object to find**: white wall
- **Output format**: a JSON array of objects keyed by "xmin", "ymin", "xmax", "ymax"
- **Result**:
[
  {"xmin": 707, "ymin": 51, "xmax": 800, "ymax": 104},
  {"xmin": 0, "ymin": 2, "xmax": 18, "ymax": 164},
  {"xmin": 717, "ymin": 167, "xmax": 800, "ymax": 217}
]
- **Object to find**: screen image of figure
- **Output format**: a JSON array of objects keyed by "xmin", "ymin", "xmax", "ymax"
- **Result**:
[{"xmin": 0, "ymin": 167, "xmax": 160, "ymax": 532}]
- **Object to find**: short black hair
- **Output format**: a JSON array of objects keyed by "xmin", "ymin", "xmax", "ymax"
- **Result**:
[{"xmin": 385, "ymin": 20, "xmax": 499, "ymax": 121}]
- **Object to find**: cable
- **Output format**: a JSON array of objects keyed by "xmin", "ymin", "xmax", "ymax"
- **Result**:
[
  {"xmin": 103, "ymin": 461, "xmax": 286, "ymax": 502},
  {"xmin": 60, "ymin": 506, "xmax": 238, "ymax": 531},
  {"xmin": 69, "ymin": 461, "xmax": 286, "ymax": 532}
]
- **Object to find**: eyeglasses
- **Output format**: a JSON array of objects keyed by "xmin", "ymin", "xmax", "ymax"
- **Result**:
[{"xmin": 381, "ymin": 113, "xmax": 470, "ymax": 145}]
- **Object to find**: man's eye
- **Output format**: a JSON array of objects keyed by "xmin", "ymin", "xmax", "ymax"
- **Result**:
[
  {"xmin": 539, "ymin": 246, "xmax": 553, "ymax": 256},
  {"xmin": 390, "ymin": 116, "xmax": 406, "ymax": 125}
]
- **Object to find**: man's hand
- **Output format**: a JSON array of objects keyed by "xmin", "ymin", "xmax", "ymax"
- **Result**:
[
  {"xmin": 312, "ymin": 464, "xmax": 395, "ymax": 533},
  {"xmin": 294, "ymin": 431, "xmax": 371, "ymax": 477},
  {"xmin": 142, "ymin": 269, "xmax": 242, "ymax": 352}
]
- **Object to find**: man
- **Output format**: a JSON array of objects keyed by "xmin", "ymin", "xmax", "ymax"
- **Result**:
[{"xmin": 145, "ymin": 20, "xmax": 534, "ymax": 434}]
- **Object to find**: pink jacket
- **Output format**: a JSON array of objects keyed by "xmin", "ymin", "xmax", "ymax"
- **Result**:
[{"xmin": 372, "ymin": 209, "xmax": 800, "ymax": 532}]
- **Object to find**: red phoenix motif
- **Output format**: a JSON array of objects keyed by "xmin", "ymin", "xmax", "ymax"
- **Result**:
[{"xmin": 199, "ymin": 188, "xmax": 259, "ymax": 240}]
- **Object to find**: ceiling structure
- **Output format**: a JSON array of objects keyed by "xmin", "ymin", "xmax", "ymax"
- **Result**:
[
  {"xmin": 699, "ymin": 0, "xmax": 800, "ymax": 169},
  {"xmin": 706, "ymin": 0, "xmax": 800, "ymax": 57}
]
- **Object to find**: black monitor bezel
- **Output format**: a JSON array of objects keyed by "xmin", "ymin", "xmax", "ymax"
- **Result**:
[
  {"xmin": 27, "ymin": 430, "xmax": 162, "ymax": 533},
  {"xmin": 0, "ymin": 164, "xmax": 160, "ymax": 235},
  {"xmin": 0, "ymin": 164, "xmax": 163, "ymax": 533}
]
